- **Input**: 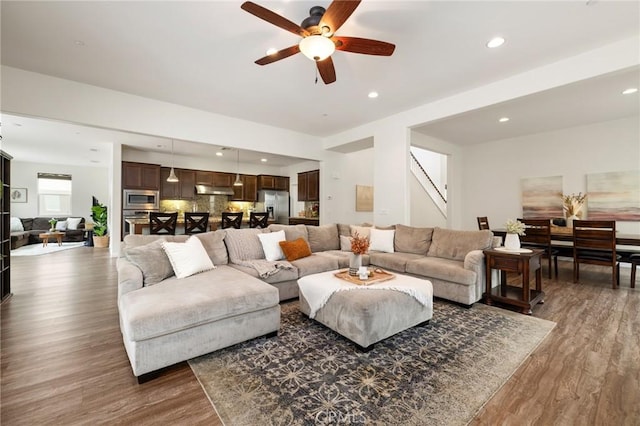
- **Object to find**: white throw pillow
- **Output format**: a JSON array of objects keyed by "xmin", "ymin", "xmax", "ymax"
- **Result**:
[
  {"xmin": 340, "ymin": 235, "xmax": 352, "ymax": 251},
  {"xmin": 10, "ymin": 217, "xmax": 24, "ymax": 232},
  {"xmin": 369, "ymin": 228, "xmax": 395, "ymax": 253},
  {"xmin": 67, "ymin": 217, "xmax": 82, "ymax": 230},
  {"xmin": 55, "ymin": 221, "xmax": 68, "ymax": 231},
  {"xmin": 162, "ymin": 236, "xmax": 215, "ymax": 279},
  {"xmin": 257, "ymin": 230, "xmax": 286, "ymax": 261}
]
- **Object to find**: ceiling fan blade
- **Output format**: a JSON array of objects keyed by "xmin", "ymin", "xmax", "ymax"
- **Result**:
[
  {"xmin": 255, "ymin": 45, "xmax": 300, "ymax": 65},
  {"xmin": 317, "ymin": 57, "xmax": 337, "ymax": 84},
  {"xmin": 333, "ymin": 36, "xmax": 396, "ymax": 56},
  {"xmin": 241, "ymin": 1, "xmax": 309, "ymax": 37},
  {"xmin": 320, "ymin": 0, "xmax": 362, "ymax": 35}
]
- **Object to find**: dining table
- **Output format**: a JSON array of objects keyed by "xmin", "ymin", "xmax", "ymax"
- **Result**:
[{"xmin": 491, "ymin": 226, "xmax": 640, "ymax": 262}]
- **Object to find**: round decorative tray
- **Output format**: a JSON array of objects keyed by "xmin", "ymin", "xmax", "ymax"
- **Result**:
[{"xmin": 494, "ymin": 247, "xmax": 533, "ymax": 253}]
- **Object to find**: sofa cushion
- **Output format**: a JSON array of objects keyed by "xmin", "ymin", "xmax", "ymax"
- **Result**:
[
  {"xmin": 257, "ymin": 230, "xmax": 286, "ymax": 261},
  {"xmin": 32, "ymin": 217, "xmax": 51, "ymax": 230},
  {"xmin": 224, "ymin": 228, "xmax": 266, "ymax": 263},
  {"xmin": 406, "ymin": 256, "xmax": 477, "ymax": 286},
  {"xmin": 315, "ymin": 250, "xmax": 371, "ymax": 269},
  {"xmin": 427, "ymin": 228, "xmax": 493, "ymax": 261},
  {"xmin": 123, "ymin": 234, "xmax": 188, "ymax": 250},
  {"xmin": 268, "ymin": 224, "xmax": 309, "ymax": 242},
  {"xmin": 307, "ymin": 223, "xmax": 339, "ymax": 252},
  {"xmin": 119, "ymin": 265, "xmax": 279, "ymax": 341},
  {"xmin": 368, "ymin": 252, "xmax": 424, "ymax": 273},
  {"xmin": 291, "ymin": 253, "xmax": 340, "ymax": 278},
  {"xmin": 10, "ymin": 217, "xmax": 23, "ymax": 232},
  {"xmin": 193, "ymin": 230, "xmax": 229, "ymax": 265},
  {"xmin": 279, "ymin": 238, "xmax": 312, "ymax": 261},
  {"xmin": 20, "ymin": 218, "xmax": 34, "ymax": 231},
  {"xmin": 340, "ymin": 235, "xmax": 351, "ymax": 251},
  {"xmin": 369, "ymin": 228, "xmax": 395, "ymax": 253},
  {"xmin": 162, "ymin": 237, "xmax": 215, "ymax": 279},
  {"xmin": 337, "ymin": 223, "xmax": 351, "ymax": 237},
  {"xmin": 394, "ymin": 224, "xmax": 433, "ymax": 255},
  {"xmin": 350, "ymin": 224, "xmax": 371, "ymax": 239},
  {"xmin": 124, "ymin": 239, "xmax": 174, "ymax": 286}
]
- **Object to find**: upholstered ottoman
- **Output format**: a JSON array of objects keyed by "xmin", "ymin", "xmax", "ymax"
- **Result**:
[{"xmin": 298, "ymin": 270, "xmax": 433, "ymax": 350}]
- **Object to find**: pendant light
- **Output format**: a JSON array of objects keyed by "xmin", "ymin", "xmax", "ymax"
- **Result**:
[
  {"xmin": 233, "ymin": 149, "xmax": 243, "ymax": 187},
  {"xmin": 167, "ymin": 139, "xmax": 179, "ymax": 182}
]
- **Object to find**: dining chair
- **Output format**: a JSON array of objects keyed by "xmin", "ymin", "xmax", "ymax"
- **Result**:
[
  {"xmin": 518, "ymin": 218, "xmax": 558, "ymax": 278},
  {"xmin": 572, "ymin": 220, "xmax": 620, "ymax": 288},
  {"xmin": 221, "ymin": 212, "xmax": 243, "ymax": 229},
  {"xmin": 184, "ymin": 212, "xmax": 209, "ymax": 235},
  {"xmin": 249, "ymin": 212, "xmax": 269, "ymax": 228},
  {"xmin": 630, "ymin": 254, "xmax": 639, "ymax": 288},
  {"xmin": 477, "ymin": 216, "xmax": 490, "ymax": 230},
  {"xmin": 149, "ymin": 212, "xmax": 178, "ymax": 235}
]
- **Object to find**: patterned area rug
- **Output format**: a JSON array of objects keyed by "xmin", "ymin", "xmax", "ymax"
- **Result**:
[{"xmin": 190, "ymin": 300, "xmax": 555, "ymax": 426}]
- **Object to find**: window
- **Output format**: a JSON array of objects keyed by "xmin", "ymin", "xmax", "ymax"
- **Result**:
[{"xmin": 38, "ymin": 173, "xmax": 72, "ymax": 216}]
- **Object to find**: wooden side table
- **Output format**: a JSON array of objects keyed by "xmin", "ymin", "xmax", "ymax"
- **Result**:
[
  {"xmin": 39, "ymin": 232, "xmax": 65, "ymax": 247},
  {"xmin": 483, "ymin": 248, "xmax": 545, "ymax": 315}
]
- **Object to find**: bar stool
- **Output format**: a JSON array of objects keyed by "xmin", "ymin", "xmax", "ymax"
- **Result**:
[
  {"xmin": 249, "ymin": 212, "xmax": 269, "ymax": 228},
  {"xmin": 221, "ymin": 212, "xmax": 243, "ymax": 229},
  {"xmin": 184, "ymin": 212, "xmax": 209, "ymax": 235},
  {"xmin": 631, "ymin": 254, "xmax": 639, "ymax": 288},
  {"xmin": 149, "ymin": 212, "xmax": 177, "ymax": 235}
]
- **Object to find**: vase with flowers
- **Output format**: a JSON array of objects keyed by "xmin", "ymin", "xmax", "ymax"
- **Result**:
[
  {"xmin": 562, "ymin": 192, "xmax": 587, "ymax": 227},
  {"xmin": 48, "ymin": 218, "xmax": 57, "ymax": 232},
  {"xmin": 504, "ymin": 219, "xmax": 526, "ymax": 250},
  {"xmin": 349, "ymin": 232, "xmax": 370, "ymax": 276}
]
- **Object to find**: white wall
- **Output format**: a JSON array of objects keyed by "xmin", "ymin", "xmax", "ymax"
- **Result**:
[
  {"xmin": 461, "ymin": 116, "xmax": 640, "ymax": 233},
  {"xmin": 10, "ymin": 161, "xmax": 110, "ymax": 221},
  {"xmin": 409, "ymin": 174, "xmax": 447, "ymax": 228}
]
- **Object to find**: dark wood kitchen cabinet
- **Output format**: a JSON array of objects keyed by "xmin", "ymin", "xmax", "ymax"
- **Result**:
[
  {"xmin": 195, "ymin": 171, "xmax": 233, "ymax": 187},
  {"xmin": 160, "ymin": 168, "xmax": 196, "ymax": 200},
  {"xmin": 232, "ymin": 175, "xmax": 257, "ymax": 202},
  {"xmin": 258, "ymin": 175, "xmax": 290, "ymax": 191},
  {"xmin": 122, "ymin": 162, "xmax": 161, "ymax": 190},
  {"xmin": 298, "ymin": 170, "xmax": 319, "ymax": 201}
]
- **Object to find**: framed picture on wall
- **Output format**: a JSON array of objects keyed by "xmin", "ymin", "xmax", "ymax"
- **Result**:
[{"xmin": 10, "ymin": 187, "xmax": 27, "ymax": 203}]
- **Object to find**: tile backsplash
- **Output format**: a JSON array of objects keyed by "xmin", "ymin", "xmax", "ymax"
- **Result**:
[{"xmin": 160, "ymin": 195, "xmax": 256, "ymax": 218}]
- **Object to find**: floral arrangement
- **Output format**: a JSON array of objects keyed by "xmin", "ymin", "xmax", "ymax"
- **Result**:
[
  {"xmin": 505, "ymin": 219, "xmax": 526, "ymax": 236},
  {"xmin": 350, "ymin": 232, "xmax": 370, "ymax": 255},
  {"xmin": 48, "ymin": 218, "xmax": 57, "ymax": 229},
  {"xmin": 562, "ymin": 192, "xmax": 587, "ymax": 217}
]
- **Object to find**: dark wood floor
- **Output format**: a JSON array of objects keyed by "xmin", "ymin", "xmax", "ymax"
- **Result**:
[{"xmin": 2, "ymin": 247, "xmax": 638, "ymax": 425}]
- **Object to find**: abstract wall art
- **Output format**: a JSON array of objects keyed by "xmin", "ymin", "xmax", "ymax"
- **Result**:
[
  {"xmin": 521, "ymin": 176, "xmax": 563, "ymax": 218},
  {"xmin": 587, "ymin": 170, "xmax": 640, "ymax": 221}
]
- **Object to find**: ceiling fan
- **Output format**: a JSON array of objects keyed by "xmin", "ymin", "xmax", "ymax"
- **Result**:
[{"xmin": 241, "ymin": 1, "xmax": 395, "ymax": 84}]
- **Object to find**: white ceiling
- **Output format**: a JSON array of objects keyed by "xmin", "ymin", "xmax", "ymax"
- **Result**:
[{"xmin": 1, "ymin": 1, "xmax": 639, "ymax": 165}]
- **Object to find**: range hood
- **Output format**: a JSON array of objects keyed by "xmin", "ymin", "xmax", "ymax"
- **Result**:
[{"xmin": 195, "ymin": 184, "xmax": 234, "ymax": 196}]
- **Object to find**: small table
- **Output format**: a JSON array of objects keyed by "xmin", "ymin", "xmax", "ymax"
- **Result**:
[
  {"xmin": 39, "ymin": 232, "xmax": 65, "ymax": 247},
  {"xmin": 483, "ymin": 248, "xmax": 545, "ymax": 315}
]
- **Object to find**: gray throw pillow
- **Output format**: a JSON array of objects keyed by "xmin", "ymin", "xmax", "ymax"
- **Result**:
[
  {"xmin": 307, "ymin": 224, "xmax": 339, "ymax": 252},
  {"xmin": 224, "ymin": 228, "xmax": 267, "ymax": 263},
  {"xmin": 194, "ymin": 230, "xmax": 228, "ymax": 265},
  {"xmin": 124, "ymin": 239, "xmax": 174, "ymax": 286}
]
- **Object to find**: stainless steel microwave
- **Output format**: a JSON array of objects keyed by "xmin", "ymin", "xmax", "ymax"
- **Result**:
[{"xmin": 123, "ymin": 189, "xmax": 160, "ymax": 210}]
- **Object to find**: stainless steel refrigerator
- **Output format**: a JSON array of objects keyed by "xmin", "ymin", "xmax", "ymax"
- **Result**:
[{"xmin": 258, "ymin": 190, "xmax": 290, "ymax": 224}]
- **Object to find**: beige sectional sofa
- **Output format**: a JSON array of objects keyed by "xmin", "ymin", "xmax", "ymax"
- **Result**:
[{"xmin": 117, "ymin": 223, "xmax": 495, "ymax": 381}]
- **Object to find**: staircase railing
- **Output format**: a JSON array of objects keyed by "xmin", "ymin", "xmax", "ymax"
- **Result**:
[{"xmin": 410, "ymin": 152, "xmax": 447, "ymax": 217}]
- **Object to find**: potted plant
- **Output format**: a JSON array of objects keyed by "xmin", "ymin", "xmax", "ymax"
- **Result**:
[
  {"xmin": 504, "ymin": 219, "xmax": 526, "ymax": 250},
  {"xmin": 91, "ymin": 202, "xmax": 109, "ymax": 248},
  {"xmin": 48, "ymin": 218, "xmax": 57, "ymax": 232}
]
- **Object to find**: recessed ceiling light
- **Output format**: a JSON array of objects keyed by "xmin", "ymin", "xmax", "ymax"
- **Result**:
[
  {"xmin": 260, "ymin": 158, "xmax": 268, "ymax": 162},
  {"xmin": 216, "ymin": 152, "xmax": 223, "ymax": 156},
  {"xmin": 368, "ymin": 91, "xmax": 379, "ymax": 99},
  {"xmin": 487, "ymin": 37, "xmax": 505, "ymax": 48},
  {"xmin": 622, "ymin": 88, "xmax": 638, "ymax": 95},
  {"xmin": 499, "ymin": 117, "xmax": 510, "ymax": 123},
  {"xmin": 266, "ymin": 47, "xmax": 278, "ymax": 56}
]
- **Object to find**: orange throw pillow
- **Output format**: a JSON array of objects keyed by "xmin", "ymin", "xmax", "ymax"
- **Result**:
[{"xmin": 279, "ymin": 238, "xmax": 312, "ymax": 261}]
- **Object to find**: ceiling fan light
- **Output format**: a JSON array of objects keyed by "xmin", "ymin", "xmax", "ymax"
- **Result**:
[
  {"xmin": 167, "ymin": 167, "xmax": 179, "ymax": 182},
  {"xmin": 299, "ymin": 35, "xmax": 335, "ymax": 61}
]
